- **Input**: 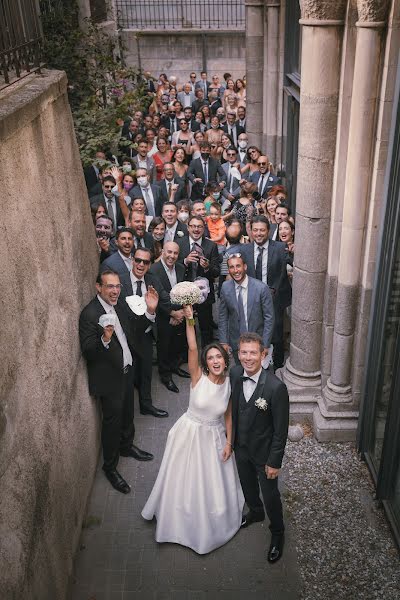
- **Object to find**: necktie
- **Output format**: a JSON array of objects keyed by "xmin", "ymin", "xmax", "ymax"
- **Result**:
[
  {"xmin": 191, "ymin": 242, "xmax": 198, "ymax": 279},
  {"xmin": 107, "ymin": 199, "xmax": 115, "ymax": 231},
  {"xmin": 168, "ymin": 182, "xmax": 172, "ymax": 199},
  {"xmin": 237, "ymin": 285, "xmax": 247, "ymax": 333},
  {"xmin": 171, "ymin": 118, "xmax": 175, "ymax": 133},
  {"xmin": 241, "ymin": 375, "xmax": 255, "ymax": 382},
  {"xmin": 136, "ymin": 237, "xmax": 144, "ymax": 249},
  {"xmin": 256, "ymin": 246, "xmax": 263, "ymax": 281},
  {"xmin": 143, "ymin": 187, "xmax": 155, "ymax": 216},
  {"xmin": 136, "ymin": 280, "xmax": 143, "ymax": 296},
  {"xmin": 258, "ymin": 174, "xmax": 265, "ymax": 195},
  {"xmin": 228, "ymin": 165, "xmax": 233, "ymax": 194},
  {"xmin": 203, "ymin": 162, "xmax": 208, "ymax": 185}
]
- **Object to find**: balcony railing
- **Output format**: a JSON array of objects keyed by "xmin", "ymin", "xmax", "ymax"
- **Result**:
[
  {"xmin": 115, "ymin": 0, "xmax": 245, "ymax": 30},
  {"xmin": 0, "ymin": 0, "xmax": 43, "ymax": 89}
]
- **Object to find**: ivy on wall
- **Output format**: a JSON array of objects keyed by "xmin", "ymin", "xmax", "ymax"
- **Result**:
[{"xmin": 40, "ymin": 0, "xmax": 151, "ymax": 165}]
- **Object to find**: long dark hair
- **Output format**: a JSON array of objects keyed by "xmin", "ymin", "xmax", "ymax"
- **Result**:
[{"xmin": 200, "ymin": 343, "xmax": 230, "ymax": 373}]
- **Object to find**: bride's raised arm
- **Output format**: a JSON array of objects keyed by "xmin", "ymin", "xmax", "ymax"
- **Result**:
[{"xmin": 183, "ymin": 305, "xmax": 202, "ymax": 386}]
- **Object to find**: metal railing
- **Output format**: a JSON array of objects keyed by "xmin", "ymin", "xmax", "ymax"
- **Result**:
[
  {"xmin": 0, "ymin": 0, "xmax": 43, "ymax": 89},
  {"xmin": 116, "ymin": 0, "xmax": 245, "ymax": 30}
]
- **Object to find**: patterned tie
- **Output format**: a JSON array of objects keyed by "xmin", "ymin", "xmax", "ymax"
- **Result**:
[
  {"xmin": 136, "ymin": 280, "xmax": 143, "ymax": 297},
  {"xmin": 256, "ymin": 246, "xmax": 263, "ymax": 281},
  {"xmin": 168, "ymin": 182, "xmax": 172, "ymax": 199},
  {"xmin": 237, "ymin": 285, "xmax": 247, "ymax": 333}
]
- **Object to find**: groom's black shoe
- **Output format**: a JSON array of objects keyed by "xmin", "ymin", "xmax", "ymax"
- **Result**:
[
  {"xmin": 172, "ymin": 367, "xmax": 190, "ymax": 379},
  {"xmin": 104, "ymin": 469, "xmax": 131, "ymax": 494},
  {"xmin": 241, "ymin": 511, "xmax": 265, "ymax": 528},
  {"xmin": 120, "ymin": 445, "xmax": 154, "ymax": 461},
  {"xmin": 267, "ymin": 535, "xmax": 284, "ymax": 563}
]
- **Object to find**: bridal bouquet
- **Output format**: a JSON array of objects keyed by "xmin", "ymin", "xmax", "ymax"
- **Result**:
[{"xmin": 170, "ymin": 281, "xmax": 202, "ymax": 306}]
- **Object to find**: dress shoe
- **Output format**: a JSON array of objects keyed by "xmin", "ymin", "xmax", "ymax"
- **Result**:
[
  {"xmin": 162, "ymin": 379, "xmax": 179, "ymax": 393},
  {"xmin": 140, "ymin": 405, "xmax": 169, "ymax": 418},
  {"xmin": 172, "ymin": 367, "xmax": 190, "ymax": 379},
  {"xmin": 241, "ymin": 511, "xmax": 265, "ymax": 528},
  {"xmin": 104, "ymin": 469, "xmax": 131, "ymax": 494},
  {"xmin": 267, "ymin": 535, "xmax": 284, "ymax": 563},
  {"xmin": 120, "ymin": 444, "xmax": 154, "ymax": 461}
]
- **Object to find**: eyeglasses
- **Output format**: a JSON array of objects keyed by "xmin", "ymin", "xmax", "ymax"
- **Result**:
[
  {"xmin": 102, "ymin": 284, "xmax": 122, "ymax": 290},
  {"xmin": 228, "ymin": 253, "xmax": 242, "ymax": 258},
  {"xmin": 227, "ymin": 153, "xmax": 236, "ymax": 157},
  {"xmin": 134, "ymin": 257, "xmax": 151, "ymax": 265},
  {"xmin": 257, "ymin": 162, "xmax": 267, "ymax": 166},
  {"xmin": 103, "ymin": 185, "xmax": 114, "ymax": 189}
]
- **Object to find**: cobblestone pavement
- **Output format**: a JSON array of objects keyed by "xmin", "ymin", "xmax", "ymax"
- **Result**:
[{"xmin": 67, "ymin": 368, "xmax": 302, "ymax": 600}]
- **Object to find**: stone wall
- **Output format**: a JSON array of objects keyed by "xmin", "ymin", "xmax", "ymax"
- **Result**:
[
  {"xmin": 0, "ymin": 70, "xmax": 100, "ymax": 599},
  {"xmin": 121, "ymin": 30, "xmax": 246, "ymax": 85}
]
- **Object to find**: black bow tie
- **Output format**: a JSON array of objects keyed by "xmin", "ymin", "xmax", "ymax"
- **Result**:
[{"xmin": 241, "ymin": 376, "xmax": 255, "ymax": 382}]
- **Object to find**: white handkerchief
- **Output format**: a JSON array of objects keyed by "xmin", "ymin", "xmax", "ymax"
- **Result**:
[
  {"xmin": 99, "ymin": 313, "xmax": 117, "ymax": 328},
  {"xmin": 230, "ymin": 167, "xmax": 241, "ymax": 180},
  {"xmin": 125, "ymin": 295, "xmax": 146, "ymax": 315}
]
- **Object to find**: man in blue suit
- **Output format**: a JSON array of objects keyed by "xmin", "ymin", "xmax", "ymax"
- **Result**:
[
  {"xmin": 100, "ymin": 227, "xmax": 134, "ymax": 276},
  {"xmin": 219, "ymin": 254, "xmax": 274, "ymax": 364},
  {"xmin": 249, "ymin": 155, "xmax": 281, "ymax": 198}
]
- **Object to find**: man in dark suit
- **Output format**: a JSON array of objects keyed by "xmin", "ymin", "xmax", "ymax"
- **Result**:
[
  {"xmin": 187, "ymin": 141, "xmax": 226, "ymax": 200},
  {"xmin": 237, "ymin": 106, "xmax": 246, "ymax": 131},
  {"xmin": 223, "ymin": 112, "xmax": 245, "ymax": 147},
  {"xmin": 195, "ymin": 71, "xmax": 210, "ymax": 97},
  {"xmin": 239, "ymin": 216, "xmax": 292, "ymax": 370},
  {"xmin": 183, "ymin": 107, "xmax": 201, "ymax": 133},
  {"xmin": 208, "ymin": 90, "xmax": 222, "ymax": 116},
  {"xmin": 129, "ymin": 168, "xmax": 163, "ymax": 217},
  {"xmin": 84, "ymin": 151, "xmax": 106, "ymax": 194},
  {"xmin": 119, "ymin": 247, "xmax": 170, "ymax": 418},
  {"xmin": 177, "ymin": 216, "xmax": 220, "ymax": 346},
  {"xmin": 90, "ymin": 176, "xmax": 125, "ymax": 234},
  {"xmin": 219, "ymin": 254, "xmax": 274, "ymax": 364},
  {"xmin": 100, "ymin": 227, "xmax": 134, "ymax": 276},
  {"xmin": 192, "ymin": 88, "xmax": 209, "ymax": 115},
  {"xmin": 150, "ymin": 241, "xmax": 189, "ymax": 392},
  {"xmin": 157, "ymin": 163, "xmax": 186, "ymax": 204},
  {"xmin": 79, "ymin": 270, "xmax": 156, "ymax": 494},
  {"xmin": 160, "ymin": 105, "xmax": 180, "ymax": 137},
  {"xmin": 119, "ymin": 120, "xmax": 140, "ymax": 158},
  {"xmin": 162, "ymin": 202, "xmax": 188, "ymax": 243},
  {"xmin": 130, "ymin": 211, "xmax": 155, "ymax": 252},
  {"xmin": 249, "ymin": 156, "xmax": 281, "ymax": 198},
  {"xmin": 230, "ymin": 332, "xmax": 289, "ymax": 563}
]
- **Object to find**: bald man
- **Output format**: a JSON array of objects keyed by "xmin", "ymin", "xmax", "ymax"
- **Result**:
[
  {"xmin": 249, "ymin": 155, "xmax": 281, "ymax": 198},
  {"xmin": 149, "ymin": 242, "xmax": 189, "ymax": 393}
]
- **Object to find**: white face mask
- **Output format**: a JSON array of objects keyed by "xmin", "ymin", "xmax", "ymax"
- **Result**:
[
  {"xmin": 238, "ymin": 140, "xmax": 247, "ymax": 149},
  {"xmin": 178, "ymin": 212, "xmax": 189, "ymax": 222},
  {"xmin": 137, "ymin": 176, "xmax": 148, "ymax": 187}
]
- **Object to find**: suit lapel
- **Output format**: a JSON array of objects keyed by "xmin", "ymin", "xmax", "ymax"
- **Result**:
[
  {"xmin": 246, "ymin": 279, "xmax": 255, "ymax": 325},
  {"xmin": 267, "ymin": 242, "xmax": 276, "ymax": 285},
  {"xmin": 246, "ymin": 369, "xmax": 268, "ymax": 426}
]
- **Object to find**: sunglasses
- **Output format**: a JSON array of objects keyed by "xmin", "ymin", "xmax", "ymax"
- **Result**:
[
  {"xmin": 257, "ymin": 162, "xmax": 267, "ymax": 166},
  {"xmin": 134, "ymin": 257, "xmax": 151, "ymax": 265}
]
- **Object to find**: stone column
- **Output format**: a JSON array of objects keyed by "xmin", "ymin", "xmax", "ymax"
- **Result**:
[
  {"xmin": 321, "ymin": 1, "xmax": 390, "ymax": 413},
  {"xmin": 245, "ymin": 0, "xmax": 265, "ymax": 148},
  {"xmin": 281, "ymin": 1, "xmax": 347, "ymax": 412},
  {"xmin": 263, "ymin": 0, "xmax": 281, "ymax": 165}
]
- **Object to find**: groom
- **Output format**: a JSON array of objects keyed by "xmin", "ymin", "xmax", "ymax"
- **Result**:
[{"xmin": 230, "ymin": 332, "xmax": 289, "ymax": 563}]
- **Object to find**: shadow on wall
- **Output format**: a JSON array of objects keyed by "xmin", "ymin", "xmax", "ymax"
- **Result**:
[{"xmin": 0, "ymin": 70, "xmax": 100, "ymax": 600}]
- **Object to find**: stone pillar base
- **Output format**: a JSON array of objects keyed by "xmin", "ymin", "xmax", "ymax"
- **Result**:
[
  {"xmin": 277, "ymin": 359, "xmax": 322, "ymax": 419},
  {"xmin": 322, "ymin": 378, "xmax": 354, "ymax": 411},
  {"xmin": 313, "ymin": 400, "xmax": 359, "ymax": 442}
]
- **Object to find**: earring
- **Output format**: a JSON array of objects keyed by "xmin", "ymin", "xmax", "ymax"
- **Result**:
[{"xmin": 205, "ymin": 367, "xmax": 209, "ymax": 374}]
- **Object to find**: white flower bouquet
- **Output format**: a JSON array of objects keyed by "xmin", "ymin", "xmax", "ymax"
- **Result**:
[{"xmin": 170, "ymin": 281, "xmax": 202, "ymax": 326}]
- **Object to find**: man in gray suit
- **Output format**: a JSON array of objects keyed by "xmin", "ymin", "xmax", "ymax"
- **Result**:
[
  {"xmin": 177, "ymin": 83, "xmax": 196, "ymax": 109},
  {"xmin": 221, "ymin": 147, "xmax": 243, "ymax": 205},
  {"xmin": 131, "ymin": 140, "xmax": 156, "ymax": 183},
  {"xmin": 219, "ymin": 254, "xmax": 274, "ymax": 364}
]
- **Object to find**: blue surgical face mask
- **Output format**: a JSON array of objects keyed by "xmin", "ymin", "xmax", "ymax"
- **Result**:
[{"xmin": 212, "ymin": 192, "xmax": 221, "ymax": 200}]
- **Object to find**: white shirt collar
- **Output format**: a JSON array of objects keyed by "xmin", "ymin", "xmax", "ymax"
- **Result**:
[
  {"xmin": 161, "ymin": 257, "xmax": 175, "ymax": 273},
  {"xmin": 130, "ymin": 274, "xmax": 144, "ymax": 284},
  {"xmin": 97, "ymin": 294, "xmax": 114, "ymax": 313},
  {"xmin": 235, "ymin": 275, "xmax": 248, "ymax": 290},
  {"xmin": 189, "ymin": 236, "xmax": 203, "ymax": 246},
  {"xmin": 118, "ymin": 250, "xmax": 132, "ymax": 263},
  {"xmin": 243, "ymin": 367, "xmax": 262, "ymax": 384},
  {"xmin": 167, "ymin": 221, "xmax": 178, "ymax": 233},
  {"xmin": 255, "ymin": 240, "xmax": 269, "ymax": 251}
]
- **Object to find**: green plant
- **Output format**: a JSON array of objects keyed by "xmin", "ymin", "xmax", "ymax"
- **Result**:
[{"xmin": 40, "ymin": 0, "xmax": 151, "ymax": 165}]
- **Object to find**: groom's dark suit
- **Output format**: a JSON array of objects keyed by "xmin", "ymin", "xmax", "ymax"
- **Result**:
[{"xmin": 230, "ymin": 365, "xmax": 289, "ymax": 535}]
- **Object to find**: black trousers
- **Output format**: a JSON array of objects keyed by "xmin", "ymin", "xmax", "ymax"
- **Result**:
[
  {"xmin": 134, "ymin": 332, "xmax": 154, "ymax": 411},
  {"xmin": 196, "ymin": 302, "xmax": 213, "ymax": 347},
  {"xmin": 99, "ymin": 364, "xmax": 135, "ymax": 472},
  {"xmin": 235, "ymin": 445, "xmax": 284, "ymax": 536},
  {"xmin": 157, "ymin": 320, "xmax": 187, "ymax": 382}
]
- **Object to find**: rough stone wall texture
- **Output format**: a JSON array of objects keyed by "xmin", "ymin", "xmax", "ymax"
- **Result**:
[
  {"xmin": 356, "ymin": 0, "xmax": 390, "ymax": 22},
  {"xmin": 0, "ymin": 70, "xmax": 100, "ymax": 600},
  {"xmin": 121, "ymin": 31, "xmax": 246, "ymax": 86},
  {"xmin": 300, "ymin": 0, "xmax": 347, "ymax": 21}
]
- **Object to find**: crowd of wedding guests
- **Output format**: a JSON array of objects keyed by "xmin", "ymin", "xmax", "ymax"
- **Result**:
[{"xmin": 82, "ymin": 67, "xmax": 294, "ymax": 429}]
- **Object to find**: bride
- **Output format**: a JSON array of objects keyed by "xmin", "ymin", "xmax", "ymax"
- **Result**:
[{"xmin": 142, "ymin": 305, "xmax": 244, "ymax": 554}]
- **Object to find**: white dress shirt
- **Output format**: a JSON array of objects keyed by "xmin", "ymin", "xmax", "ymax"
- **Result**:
[
  {"xmin": 97, "ymin": 294, "xmax": 133, "ymax": 367},
  {"xmin": 254, "ymin": 241, "xmax": 269, "ymax": 285},
  {"xmin": 161, "ymin": 258, "xmax": 178, "ymax": 288},
  {"xmin": 235, "ymin": 275, "xmax": 249, "ymax": 330},
  {"xmin": 182, "ymin": 93, "xmax": 192, "ymax": 108},
  {"xmin": 164, "ymin": 221, "xmax": 178, "ymax": 242},
  {"xmin": 243, "ymin": 367, "xmax": 262, "ymax": 402},
  {"xmin": 138, "ymin": 158, "xmax": 148, "ymax": 169},
  {"xmin": 118, "ymin": 250, "xmax": 132, "ymax": 272}
]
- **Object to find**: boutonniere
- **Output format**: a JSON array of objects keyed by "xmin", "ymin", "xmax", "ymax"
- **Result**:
[
  {"xmin": 255, "ymin": 397, "xmax": 268, "ymax": 411},
  {"xmin": 177, "ymin": 230, "xmax": 184, "ymax": 237}
]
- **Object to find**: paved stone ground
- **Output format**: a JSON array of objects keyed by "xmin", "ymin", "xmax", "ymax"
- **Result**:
[{"xmin": 67, "ymin": 367, "xmax": 302, "ymax": 600}]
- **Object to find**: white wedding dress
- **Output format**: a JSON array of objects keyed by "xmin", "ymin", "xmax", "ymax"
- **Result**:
[{"xmin": 142, "ymin": 374, "xmax": 244, "ymax": 554}]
